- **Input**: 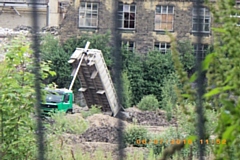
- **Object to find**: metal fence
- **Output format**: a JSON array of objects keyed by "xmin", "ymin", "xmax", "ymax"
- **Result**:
[{"xmin": 0, "ymin": 0, "xmax": 205, "ymax": 159}]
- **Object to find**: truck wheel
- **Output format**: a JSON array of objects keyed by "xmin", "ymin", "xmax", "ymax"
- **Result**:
[{"xmin": 66, "ymin": 109, "xmax": 74, "ymax": 114}]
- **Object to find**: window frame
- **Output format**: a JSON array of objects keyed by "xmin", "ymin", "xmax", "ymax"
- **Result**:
[
  {"xmin": 122, "ymin": 41, "xmax": 135, "ymax": 52},
  {"xmin": 154, "ymin": 5, "xmax": 175, "ymax": 31},
  {"xmin": 118, "ymin": 2, "xmax": 137, "ymax": 29},
  {"xmin": 193, "ymin": 44, "xmax": 209, "ymax": 59},
  {"xmin": 154, "ymin": 42, "xmax": 171, "ymax": 54},
  {"xmin": 192, "ymin": 7, "xmax": 211, "ymax": 33},
  {"xmin": 79, "ymin": 2, "xmax": 99, "ymax": 28}
]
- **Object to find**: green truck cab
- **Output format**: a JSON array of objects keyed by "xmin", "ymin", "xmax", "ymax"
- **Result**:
[{"xmin": 41, "ymin": 88, "xmax": 74, "ymax": 115}]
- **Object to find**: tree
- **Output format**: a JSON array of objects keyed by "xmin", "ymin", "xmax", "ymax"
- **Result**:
[
  {"xmin": 62, "ymin": 32, "xmax": 113, "ymax": 68},
  {"xmin": 40, "ymin": 34, "xmax": 72, "ymax": 88},
  {"xmin": 177, "ymin": 40, "xmax": 195, "ymax": 76}
]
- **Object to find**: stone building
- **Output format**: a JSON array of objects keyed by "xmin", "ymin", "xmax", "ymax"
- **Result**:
[{"xmin": 59, "ymin": 0, "xmax": 216, "ymax": 58}]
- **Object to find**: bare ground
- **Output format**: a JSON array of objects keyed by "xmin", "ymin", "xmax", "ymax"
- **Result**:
[{"xmin": 59, "ymin": 105, "xmax": 178, "ymax": 159}]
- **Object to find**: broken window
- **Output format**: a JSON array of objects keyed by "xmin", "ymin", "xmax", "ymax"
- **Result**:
[
  {"xmin": 193, "ymin": 44, "xmax": 209, "ymax": 59},
  {"xmin": 118, "ymin": 2, "xmax": 136, "ymax": 29},
  {"xmin": 122, "ymin": 41, "xmax": 135, "ymax": 52},
  {"xmin": 154, "ymin": 42, "xmax": 171, "ymax": 54},
  {"xmin": 79, "ymin": 2, "xmax": 98, "ymax": 28},
  {"xmin": 192, "ymin": 7, "xmax": 211, "ymax": 33},
  {"xmin": 155, "ymin": 6, "xmax": 174, "ymax": 31}
]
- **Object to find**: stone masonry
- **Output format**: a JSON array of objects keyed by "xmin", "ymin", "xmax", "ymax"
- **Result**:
[{"xmin": 59, "ymin": 0, "xmax": 214, "ymax": 54}]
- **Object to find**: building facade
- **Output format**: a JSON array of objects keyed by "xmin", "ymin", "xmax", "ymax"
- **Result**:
[
  {"xmin": 59, "ymin": 0, "xmax": 215, "ymax": 57},
  {"xmin": 0, "ymin": 0, "xmax": 70, "ymax": 28}
]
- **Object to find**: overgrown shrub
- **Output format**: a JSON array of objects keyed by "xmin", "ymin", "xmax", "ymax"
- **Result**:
[
  {"xmin": 160, "ymin": 73, "xmax": 180, "ymax": 121},
  {"xmin": 137, "ymin": 95, "xmax": 159, "ymax": 111},
  {"xmin": 81, "ymin": 105, "xmax": 101, "ymax": 118},
  {"xmin": 121, "ymin": 47, "xmax": 145, "ymax": 106},
  {"xmin": 147, "ymin": 128, "xmax": 179, "ymax": 156},
  {"xmin": 46, "ymin": 111, "xmax": 89, "ymax": 135},
  {"xmin": 0, "ymin": 36, "xmax": 55, "ymax": 159},
  {"xmin": 177, "ymin": 40, "xmax": 195, "ymax": 76},
  {"xmin": 40, "ymin": 34, "xmax": 71, "ymax": 88},
  {"xmin": 121, "ymin": 70, "xmax": 132, "ymax": 108},
  {"xmin": 123, "ymin": 125, "xmax": 149, "ymax": 147},
  {"xmin": 142, "ymin": 51, "xmax": 175, "ymax": 102}
]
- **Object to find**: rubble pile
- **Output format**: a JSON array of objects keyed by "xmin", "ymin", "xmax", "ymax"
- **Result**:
[
  {"xmin": 0, "ymin": 26, "xmax": 60, "ymax": 37},
  {"xmin": 131, "ymin": 111, "xmax": 177, "ymax": 127},
  {"xmin": 13, "ymin": 25, "xmax": 32, "ymax": 32},
  {"xmin": 0, "ymin": 26, "xmax": 30, "ymax": 36},
  {"xmin": 79, "ymin": 126, "xmax": 121, "ymax": 144},
  {"xmin": 41, "ymin": 26, "xmax": 60, "ymax": 35}
]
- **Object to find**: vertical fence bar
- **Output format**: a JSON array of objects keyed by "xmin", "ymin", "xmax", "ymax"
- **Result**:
[
  {"xmin": 31, "ymin": 0, "xmax": 45, "ymax": 160},
  {"xmin": 194, "ymin": 0, "xmax": 206, "ymax": 159},
  {"xmin": 114, "ymin": 1, "xmax": 124, "ymax": 160}
]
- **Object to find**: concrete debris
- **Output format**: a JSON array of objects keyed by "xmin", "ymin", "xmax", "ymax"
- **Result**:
[
  {"xmin": 13, "ymin": 25, "xmax": 32, "ymax": 32},
  {"xmin": 0, "ymin": 27, "xmax": 29, "ymax": 36},
  {"xmin": 0, "ymin": 26, "xmax": 60, "ymax": 36},
  {"xmin": 42, "ymin": 26, "xmax": 60, "ymax": 35}
]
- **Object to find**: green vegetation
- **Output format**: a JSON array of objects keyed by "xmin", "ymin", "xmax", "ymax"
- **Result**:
[
  {"xmin": 46, "ymin": 111, "xmax": 89, "ymax": 135},
  {"xmin": 124, "ymin": 125, "xmax": 149, "ymax": 147},
  {"xmin": 0, "ymin": 36, "xmax": 55, "ymax": 159},
  {"xmin": 137, "ymin": 95, "xmax": 160, "ymax": 111},
  {"xmin": 2, "ymin": 1, "xmax": 240, "ymax": 158},
  {"xmin": 160, "ymin": 73, "xmax": 179, "ymax": 121},
  {"xmin": 81, "ymin": 105, "xmax": 102, "ymax": 118}
]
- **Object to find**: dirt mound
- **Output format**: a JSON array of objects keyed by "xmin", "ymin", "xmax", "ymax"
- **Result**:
[
  {"xmin": 79, "ymin": 126, "xmax": 122, "ymax": 144},
  {"xmin": 124, "ymin": 106, "xmax": 142, "ymax": 113},
  {"xmin": 86, "ymin": 114, "xmax": 129, "ymax": 128},
  {"xmin": 131, "ymin": 111, "xmax": 177, "ymax": 126}
]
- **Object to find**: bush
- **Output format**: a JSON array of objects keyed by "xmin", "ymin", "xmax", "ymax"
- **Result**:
[
  {"xmin": 123, "ymin": 125, "xmax": 149, "ymax": 147},
  {"xmin": 160, "ymin": 73, "xmax": 180, "ymax": 121},
  {"xmin": 40, "ymin": 34, "xmax": 72, "ymax": 88},
  {"xmin": 137, "ymin": 95, "xmax": 159, "ymax": 111},
  {"xmin": 121, "ymin": 70, "xmax": 132, "ymax": 108},
  {"xmin": 81, "ymin": 105, "xmax": 101, "ymax": 118},
  {"xmin": 46, "ymin": 111, "xmax": 89, "ymax": 135},
  {"xmin": 147, "ymin": 128, "xmax": 178, "ymax": 156}
]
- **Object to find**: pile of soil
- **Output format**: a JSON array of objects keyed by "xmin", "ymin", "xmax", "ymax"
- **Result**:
[
  {"xmin": 79, "ymin": 126, "xmax": 122, "ymax": 144},
  {"xmin": 130, "ymin": 110, "xmax": 177, "ymax": 126},
  {"xmin": 86, "ymin": 114, "xmax": 129, "ymax": 128},
  {"xmin": 76, "ymin": 108, "xmax": 177, "ymax": 143}
]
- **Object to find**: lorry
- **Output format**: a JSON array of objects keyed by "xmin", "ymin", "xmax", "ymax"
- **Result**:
[
  {"xmin": 41, "ymin": 88, "xmax": 74, "ymax": 115},
  {"xmin": 41, "ymin": 42, "xmax": 124, "ymax": 117}
]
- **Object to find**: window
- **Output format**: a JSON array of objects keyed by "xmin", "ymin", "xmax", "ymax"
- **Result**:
[
  {"xmin": 154, "ymin": 42, "xmax": 171, "ymax": 54},
  {"xmin": 230, "ymin": 14, "xmax": 240, "ymax": 26},
  {"xmin": 122, "ymin": 41, "xmax": 135, "ymax": 52},
  {"xmin": 193, "ymin": 44, "xmax": 209, "ymax": 59},
  {"xmin": 192, "ymin": 7, "xmax": 211, "ymax": 33},
  {"xmin": 155, "ymin": 6, "xmax": 174, "ymax": 31},
  {"xmin": 79, "ymin": 2, "xmax": 98, "ymax": 28},
  {"xmin": 118, "ymin": 3, "xmax": 136, "ymax": 29}
]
